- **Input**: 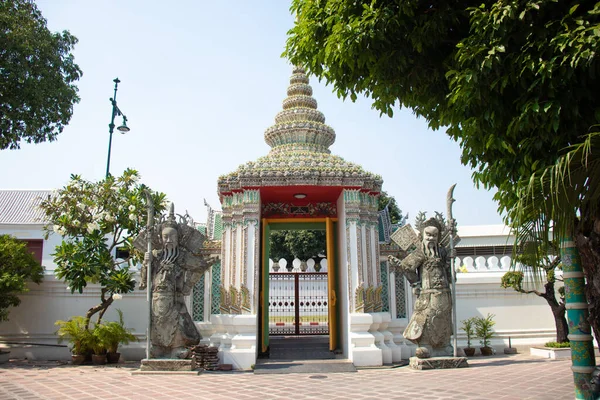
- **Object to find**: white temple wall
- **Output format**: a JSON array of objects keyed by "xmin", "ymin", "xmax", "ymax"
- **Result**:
[
  {"xmin": 0, "ymin": 273, "xmax": 148, "ymax": 361},
  {"xmin": 0, "ymin": 266, "xmax": 563, "ymax": 361}
]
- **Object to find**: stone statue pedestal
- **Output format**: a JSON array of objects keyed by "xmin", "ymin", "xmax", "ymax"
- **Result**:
[
  {"xmin": 139, "ymin": 358, "xmax": 197, "ymax": 373},
  {"xmin": 409, "ymin": 356, "xmax": 468, "ymax": 370}
]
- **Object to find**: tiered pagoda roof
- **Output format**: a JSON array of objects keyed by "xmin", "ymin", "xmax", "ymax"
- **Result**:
[{"xmin": 218, "ymin": 67, "xmax": 382, "ymax": 196}]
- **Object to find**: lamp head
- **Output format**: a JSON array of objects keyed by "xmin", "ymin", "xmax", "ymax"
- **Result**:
[{"xmin": 117, "ymin": 116, "xmax": 130, "ymax": 133}]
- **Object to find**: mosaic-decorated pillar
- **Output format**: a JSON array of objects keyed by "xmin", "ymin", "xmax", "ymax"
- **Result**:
[
  {"xmin": 216, "ymin": 190, "xmax": 260, "ymax": 370},
  {"xmin": 219, "ymin": 190, "xmax": 260, "ymax": 313},
  {"xmin": 342, "ymin": 189, "xmax": 384, "ymax": 366},
  {"xmin": 561, "ymin": 239, "xmax": 595, "ymax": 399}
]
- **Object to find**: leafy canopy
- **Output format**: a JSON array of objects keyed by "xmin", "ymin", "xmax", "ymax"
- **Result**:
[
  {"xmin": 271, "ymin": 230, "xmax": 326, "ymax": 262},
  {"xmin": 40, "ymin": 169, "xmax": 166, "ymax": 323},
  {"xmin": 0, "ymin": 235, "xmax": 44, "ymax": 321},
  {"xmin": 0, "ymin": 0, "xmax": 82, "ymax": 150},
  {"xmin": 285, "ymin": 1, "xmax": 600, "ymax": 208},
  {"xmin": 0, "ymin": 234, "xmax": 44, "ymax": 321},
  {"xmin": 378, "ymin": 190, "xmax": 407, "ymax": 226}
]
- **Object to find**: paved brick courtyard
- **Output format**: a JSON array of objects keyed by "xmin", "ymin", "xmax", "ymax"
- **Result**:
[{"xmin": 0, "ymin": 353, "xmax": 579, "ymax": 400}]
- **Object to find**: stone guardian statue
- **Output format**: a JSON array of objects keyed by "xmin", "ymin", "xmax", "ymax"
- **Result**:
[
  {"xmin": 388, "ymin": 215, "xmax": 456, "ymax": 358},
  {"xmin": 134, "ymin": 203, "xmax": 214, "ymax": 359}
]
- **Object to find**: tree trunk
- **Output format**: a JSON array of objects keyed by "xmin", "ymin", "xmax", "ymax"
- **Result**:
[
  {"xmin": 84, "ymin": 288, "xmax": 114, "ymax": 329},
  {"xmin": 540, "ymin": 280, "xmax": 569, "ymax": 343},
  {"xmin": 550, "ymin": 302, "xmax": 569, "ymax": 344}
]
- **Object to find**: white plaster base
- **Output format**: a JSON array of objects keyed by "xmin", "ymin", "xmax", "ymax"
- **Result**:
[
  {"xmin": 529, "ymin": 346, "xmax": 600, "ymax": 360},
  {"xmin": 379, "ymin": 312, "xmax": 402, "ymax": 363},
  {"xmin": 369, "ymin": 312, "xmax": 392, "ymax": 364},
  {"xmin": 222, "ymin": 314, "xmax": 257, "ymax": 370},
  {"xmin": 350, "ymin": 313, "xmax": 382, "ymax": 367},
  {"xmin": 388, "ymin": 318, "xmax": 414, "ymax": 360}
]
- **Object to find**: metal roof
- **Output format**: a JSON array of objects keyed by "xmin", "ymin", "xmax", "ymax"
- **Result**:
[{"xmin": 0, "ymin": 190, "xmax": 52, "ymax": 224}]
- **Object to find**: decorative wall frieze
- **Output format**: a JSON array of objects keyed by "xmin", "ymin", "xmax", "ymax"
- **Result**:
[{"xmin": 262, "ymin": 202, "xmax": 336, "ymax": 218}]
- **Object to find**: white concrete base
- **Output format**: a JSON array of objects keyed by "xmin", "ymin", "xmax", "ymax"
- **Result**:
[
  {"xmin": 369, "ymin": 312, "xmax": 392, "ymax": 364},
  {"xmin": 378, "ymin": 312, "xmax": 401, "ymax": 363},
  {"xmin": 222, "ymin": 314, "xmax": 257, "ymax": 370},
  {"xmin": 530, "ymin": 347, "xmax": 571, "ymax": 359},
  {"xmin": 350, "ymin": 313, "xmax": 382, "ymax": 367},
  {"xmin": 529, "ymin": 346, "xmax": 599, "ymax": 360},
  {"xmin": 388, "ymin": 318, "xmax": 414, "ymax": 360}
]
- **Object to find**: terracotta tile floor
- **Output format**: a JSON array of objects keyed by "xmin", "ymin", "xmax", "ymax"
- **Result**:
[{"xmin": 0, "ymin": 354, "xmax": 580, "ymax": 400}]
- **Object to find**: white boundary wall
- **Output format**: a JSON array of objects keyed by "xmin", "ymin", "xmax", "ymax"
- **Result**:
[{"xmin": 0, "ymin": 223, "xmax": 562, "ymax": 360}]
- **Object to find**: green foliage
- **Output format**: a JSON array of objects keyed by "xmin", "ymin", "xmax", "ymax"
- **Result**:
[
  {"xmin": 100, "ymin": 309, "xmax": 136, "ymax": 353},
  {"xmin": 0, "ymin": 234, "xmax": 44, "ymax": 321},
  {"xmin": 509, "ymin": 132, "xmax": 600, "ymax": 267},
  {"xmin": 461, "ymin": 317, "xmax": 477, "ymax": 348},
  {"xmin": 286, "ymin": 1, "xmax": 600, "ymax": 207},
  {"xmin": 545, "ymin": 341, "xmax": 571, "ymax": 348},
  {"xmin": 0, "ymin": 0, "xmax": 82, "ymax": 150},
  {"xmin": 378, "ymin": 191, "xmax": 407, "ymax": 226},
  {"xmin": 270, "ymin": 230, "xmax": 326, "ymax": 262},
  {"xmin": 55, "ymin": 316, "xmax": 92, "ymax": 355},
  {"xmin": 501, "ymin": 271, "xmax": 525, "ymax": 291},
  {"xmin": 90, "ymin": 323, "xmax": 108, "ymax": 355},
  {"xmin": 40, "ymin": 169, "xmax": 166, "ymax": 322},
  {"xmin": 475, "ymin": 313, "xmax": 496, "ymax": 348}
]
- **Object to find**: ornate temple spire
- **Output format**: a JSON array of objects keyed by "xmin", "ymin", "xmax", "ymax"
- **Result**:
[
  {"xmin": 264, "ymin": 66, "xmax": 335, "ymax": 153},
  {"xmin": 217, "ymin": 65, "xmax": 382, "ymax": 196}
]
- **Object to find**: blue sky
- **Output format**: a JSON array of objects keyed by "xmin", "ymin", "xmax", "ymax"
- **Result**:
[{"xmin": 0, "ymin": 1, "xmax": 503, "ymax": 227}]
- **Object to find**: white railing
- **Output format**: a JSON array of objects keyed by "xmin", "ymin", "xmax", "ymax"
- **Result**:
[{"xmin": 455, "ymin": 255, "xmax": 513, "ymax": 272}]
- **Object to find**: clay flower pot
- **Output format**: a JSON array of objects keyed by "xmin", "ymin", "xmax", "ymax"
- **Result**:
[
  {"xmin": 480, "ymin": 346, "xmax": 494, "ymax": 356},
  {"xmin": 71, "ymin": 354, "xmax": 86, "ymax": 365},
  {"xmin": 464, "ymin": 347, "xmax": 476, "ymax": 357},
  {"xmin": 106, "ymin": 352, "xmax": 121, "ymax": 364},
  {"xmin": 92, "ymin": 354, "xmax": 107, "ymax": 365}
]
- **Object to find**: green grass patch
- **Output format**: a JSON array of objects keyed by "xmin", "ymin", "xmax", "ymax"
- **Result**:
[{"xmin": 544, "ymin": 341, "xmax": 571, "ymax": 348}]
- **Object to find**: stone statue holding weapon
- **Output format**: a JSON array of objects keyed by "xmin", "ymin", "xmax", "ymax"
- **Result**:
[
  {"xmin": 388, "ymin": 185, "xmax": 459, "ymax": 358},
  {"xmin": 134, "ymin": 203, "xmax": 214, "ymax": 359}
]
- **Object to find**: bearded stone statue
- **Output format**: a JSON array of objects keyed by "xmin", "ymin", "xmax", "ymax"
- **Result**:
[
  {"xmin": 134, "ymin": 203, "xmax": 214, "ymax": 359},
  {"xmin": 388, "ymin": 218, "xmax": 453, "ymax": 358}
]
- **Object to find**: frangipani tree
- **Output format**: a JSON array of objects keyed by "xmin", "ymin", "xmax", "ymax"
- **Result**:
[{"xmin": 40, "ymin": 169, "xmax": 166, "ymax": 327}]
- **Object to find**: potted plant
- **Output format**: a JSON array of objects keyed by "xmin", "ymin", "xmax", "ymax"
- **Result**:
[
  {"xmin": 55, "ymin": 316, "xmax": 93, "ymax": 365},
  {"xmin": 90, "ymin": 323, "xmax": 108, "ymax": 365},
  {"xmin": 475, "ymin": 313, "xmax": 496, "ymax": 356},
  {"xmin": 461, "ymin": 317, "xmax": 477, "ymax": 357},
  {"xmin": 103, "ymin": 309, "xmax": 136, "ymax": 363}
]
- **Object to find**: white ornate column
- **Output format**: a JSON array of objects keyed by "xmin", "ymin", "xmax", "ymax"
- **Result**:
[
  {"xmin": 350, "ymin": 313, "xmax": 382, "ymax": 366},
  {"xmin": 378, "ymin": 312, "xmax": 402, "ymax": 363},
  {"xmin": 369, "ymin": 312, "xmax": 392, "ymax": 364}
]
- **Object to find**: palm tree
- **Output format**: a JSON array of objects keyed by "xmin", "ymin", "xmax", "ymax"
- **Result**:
[
  {"xmin": 500, "ymin": 240, "xmax": 567, "ymax": 343},
  {"xmin": 507, "ymin": 131, "xmax": 600, "ymax": 396}
]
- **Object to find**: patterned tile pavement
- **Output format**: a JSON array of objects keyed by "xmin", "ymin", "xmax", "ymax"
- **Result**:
[{"xmin": 0, "ymin": 353, "xmax": 580, "ymax": 400}]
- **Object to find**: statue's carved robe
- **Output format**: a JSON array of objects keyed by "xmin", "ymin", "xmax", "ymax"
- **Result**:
[
  {"xmin": 392, "ymin": 247, "xmax": 453, "ymax": 354},
  {"xmin": 149, "ymin": 249, "xmax": 208, "ymax": 357}
]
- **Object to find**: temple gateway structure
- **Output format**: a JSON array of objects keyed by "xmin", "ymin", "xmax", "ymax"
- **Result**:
[{"xmin": 201, "ymin": 66, "xmax": 407, "ymax": 369}]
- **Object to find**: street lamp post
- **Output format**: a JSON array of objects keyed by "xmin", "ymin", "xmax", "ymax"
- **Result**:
[{"xmin": 106, "ymin": 78, "xmax": 130, "ymax": 178}]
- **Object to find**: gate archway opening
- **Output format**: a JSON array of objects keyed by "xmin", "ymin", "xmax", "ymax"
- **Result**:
[{"xmin": 259, "ymin": 218, "xmax": 339, "ymax": 359}]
